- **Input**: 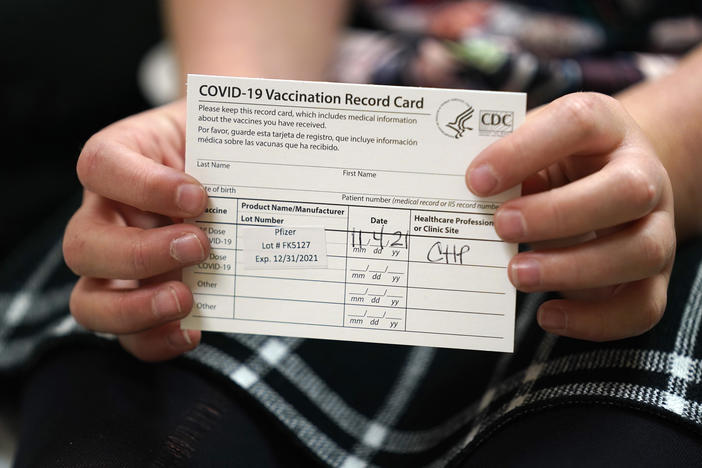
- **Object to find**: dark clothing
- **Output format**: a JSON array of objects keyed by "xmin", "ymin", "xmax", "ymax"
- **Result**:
[{"xmin": 11, "ymin": 340, "xmax": 702, "ymax": 467}]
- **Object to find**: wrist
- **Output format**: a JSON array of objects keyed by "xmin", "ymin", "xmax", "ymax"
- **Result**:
[{"xmin": 617, "ymin": 56, "xmax": 702, "ymax": 241}]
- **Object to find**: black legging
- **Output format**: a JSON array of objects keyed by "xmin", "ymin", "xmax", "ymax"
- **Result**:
[{"xmin": 11, "ymin": 343, "xmax": 702, "ymax": 468}]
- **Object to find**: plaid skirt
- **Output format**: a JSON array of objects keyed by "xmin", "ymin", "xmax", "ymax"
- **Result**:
[{"xmin": 1, "ymin": 196, "xmax": 701, "ymax": 467}]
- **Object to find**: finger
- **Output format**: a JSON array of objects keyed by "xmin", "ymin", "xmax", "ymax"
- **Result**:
[
  {"xmin": 508, "ymin": 211, "xmax": 675, "ymax": 292},
  {"xmin": 536, "ymin": 274, "xmax": 669, "ymax": 341},
  {"xmin": 466, "ymin": 93, "xmax": 629, "ymax": 196},
  {"xmin": 139, "ymin": 269, "xmax": 183, "ymax": 286},
  {"xmin": 495, "ymin": 152, "xmax": 665, "ymax": 242},
  {"xmin": 118, "ymin": 204, "xmax": 173, "ymax": 230},
  {"xmin": 521, "ymin": 171, "xmax": 552, "ymax": 196},
  {"xmin": 527, "ymin": 231, "xmax": 597, "ymax": 251},
  {"xmin": 70, "ymin": 278, "xmax": 194, "ymax": 334},
  {"xmin": 64, "ymin": 210, "xmax": 209, "ymax": 279},
  {"xmin": 559, "ymin": 285, "xmax": 618, "ymax": 301},
  {"xmin": 77, "ymin": 139, "xmax": 207, "ymax": 218},
  {"xmin": 119, "ymin": 321, "xmax": 200, "ymax": 362}
]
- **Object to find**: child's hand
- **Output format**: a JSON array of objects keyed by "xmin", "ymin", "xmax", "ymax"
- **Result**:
[
  {"xmin": 467, "ymin": 93, "xmax": 675, "ymax": 341},
  {"xmin": 63, "ymin": 99, "xmax": 210, "ymax": 361}
]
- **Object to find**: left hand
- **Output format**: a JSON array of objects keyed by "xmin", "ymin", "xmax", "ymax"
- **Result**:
[
  {"xmin": 63, "ymin": 100, "xmax": 208, "ymax": 361},
  {"xmin": 466, "ymin": 92, "xmax": 675, "ymax": 341}
]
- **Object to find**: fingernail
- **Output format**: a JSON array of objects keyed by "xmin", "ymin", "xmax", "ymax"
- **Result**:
[
  {"xmin": 170, "ymin": 233, "xmax": 205, "ymax": 263},
  {"xmin": 496, "ymin": 209, "xmax": 526, "ymax": 240},
  {"xmin": 152, "ymin": 286, "xmax": 182, "ymax": 319},
  {"xmin": 510, "ymin": 257, "xmax": 540, "ymax": 288},
  {"xmin": 467, "ymin": 164, "xmax": 498, "ymax": 195},
  {"xmin": 176, "ymin": 184, "xmax": 206, "ymax": 215},
  {"xmin": 538, "ymin": 305, "xmax": 567, "ymax": 330},
  {"xmin": 167, "ymin": 327, "xmax": 195, "ymax": 349}
]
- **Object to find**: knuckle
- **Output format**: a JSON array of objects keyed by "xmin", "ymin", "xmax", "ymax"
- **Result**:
[
  {"xmin": 639, "ymin": 224, "xmax": 672, "ymax": 273},
  {"xmin": 62, "ymin": 236, "xmax": 78, "ymax": 274},
  {"xmin": 68, "ymin": 286, "xmax": 82, "ymax": 321},
  {"xmin": 68, "ymin": 283, "xmax": 91, "ymax": 329},
  {"xmin": 661, "ymin": 215, "xmax": 677, "ymax": 265},
  {"xmin": 621, "ymin": 164, "xmax": 659, "ymax": 214},
  {"xmin": 132, "ymin": 163, "xmax": 153, "ymax": 210},
  {"xmin": 62, "ymin": 224, "xmax": 85, "ymax": 275},
  {"xmin": 557, "ymin": 93, "xmax": 603, "ymax": 140},
  {"xmin": 76, "ymin": 137, "xmax": 105, "ymax": 187},
  {"xmin": 643, "ymin": 286, "xmax": 667, "ymax": 332},
  {"xmin": 545, "ymin": 195, "xmax": 568, "ymax": 238},
  {"xmin": 111, "ymin": 292, "xmax": 134, "ymax": 333},
  {"xmin": 129, "ymin": 234, "xmax": 151, "ymax": 278},
  {"xmin": 505, "ymin": 132, "xmax": 528, "ymax": 164}
]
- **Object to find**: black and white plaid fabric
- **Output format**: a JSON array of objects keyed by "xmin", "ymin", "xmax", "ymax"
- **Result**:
[{"xmin": 2, "ymin": 206, "xmax": 702, "ymax": 467}]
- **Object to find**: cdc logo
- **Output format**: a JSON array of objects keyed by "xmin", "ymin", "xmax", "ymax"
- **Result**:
[{"xmin": 479, "ymin": 110, "xmax": 514, "ymax": 137}]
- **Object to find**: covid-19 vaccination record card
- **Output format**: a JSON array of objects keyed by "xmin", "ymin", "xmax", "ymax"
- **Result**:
[{"xmin": 182, "ymin": 74, "xmax": 525, "ymax": 352}]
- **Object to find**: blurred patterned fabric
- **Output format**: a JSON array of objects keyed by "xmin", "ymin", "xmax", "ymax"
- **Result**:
[{"xmin": 331, "ymin": 0, "xmax": 702, "ymax": 107}]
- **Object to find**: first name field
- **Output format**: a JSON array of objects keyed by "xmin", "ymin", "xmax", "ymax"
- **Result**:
[{"xmin": 183, "ymin": 74, "xmax": 526, "ymax": 352}]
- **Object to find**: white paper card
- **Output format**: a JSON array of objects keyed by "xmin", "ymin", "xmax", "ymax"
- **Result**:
[{"xmin": 182, "ymin": 74, "xmax": 526, "ymax": 352}]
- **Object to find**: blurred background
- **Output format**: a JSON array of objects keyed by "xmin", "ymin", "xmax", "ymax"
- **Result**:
[
  {"xmin": 0, "ymin": 0, "xmax": 163, "ymax": 261},
  {"xmin": 0, "ymin": 1, "xmax": 163, "ymax": 464}
]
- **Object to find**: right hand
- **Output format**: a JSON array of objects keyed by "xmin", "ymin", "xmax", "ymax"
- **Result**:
[
  {"xmin": 63, "ymin": 99, "xmax": 210, "ymax": 361},
  {"xmin": 466, "ymin": 93, "xmax": 675, "ymax": 342}
]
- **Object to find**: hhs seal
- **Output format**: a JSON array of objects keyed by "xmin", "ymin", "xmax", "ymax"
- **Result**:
[{"xmin": 436, "ymin": 99, "xmax": 474, "ymax": 139}]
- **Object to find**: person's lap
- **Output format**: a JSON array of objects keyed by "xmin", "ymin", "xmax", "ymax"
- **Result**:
[
  {"xmin": 12, "ymin": 342, "xmax": 318, "ymax": 468},
  {"xmin": 5, "ymin": 211, "xmax": 702, "ymax": 466},
  {"xmin": 11, "ymin": 339, "xmax": 702, "ymax": 467}
]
